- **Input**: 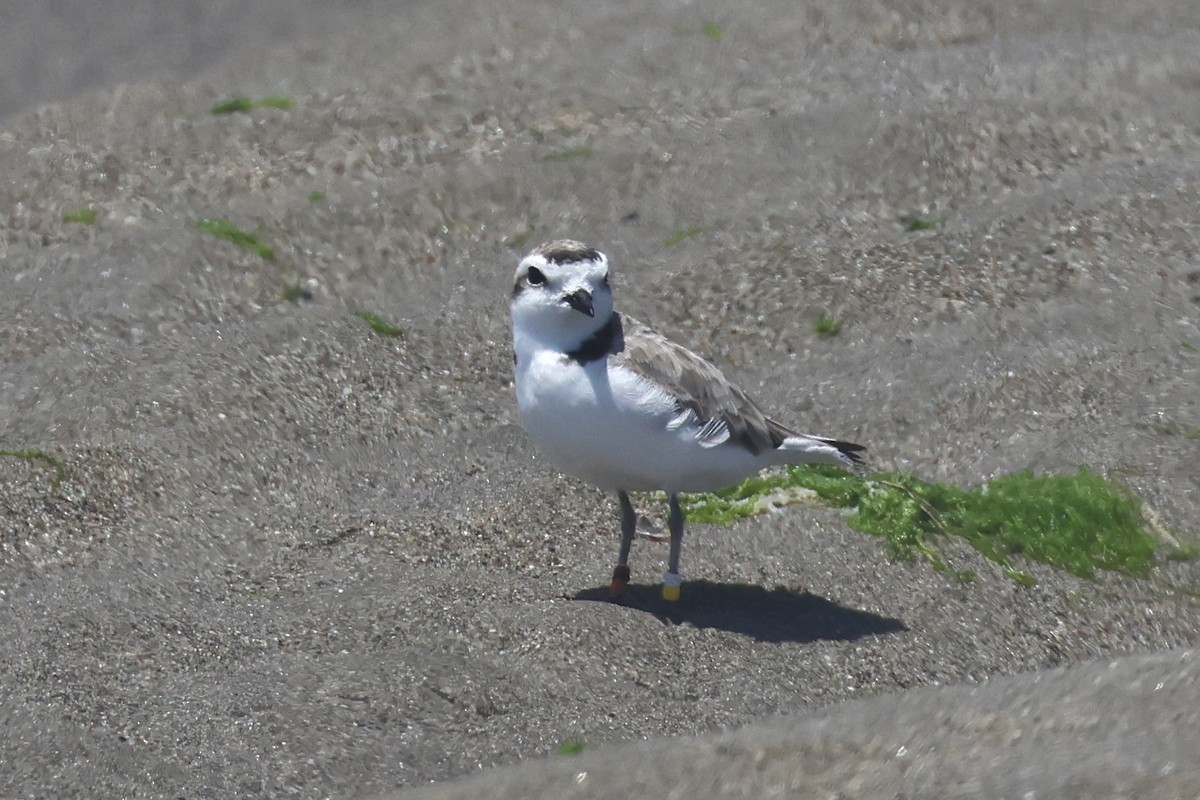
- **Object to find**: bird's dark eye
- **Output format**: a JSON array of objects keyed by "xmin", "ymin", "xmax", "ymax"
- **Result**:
[{"xmin": 527, "ymin": 266, "xmax": 546, "ymax": 286}]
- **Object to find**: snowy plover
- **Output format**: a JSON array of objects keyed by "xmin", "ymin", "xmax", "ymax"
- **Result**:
[{"xmin": 510, "ymin": 240, "xmax": 864, "ymax": 601}]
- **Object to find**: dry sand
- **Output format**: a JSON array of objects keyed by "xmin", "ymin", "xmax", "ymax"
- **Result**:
[{"xmin": 2, "ymin": 0, "xmax": 1199, "ymax": 797}]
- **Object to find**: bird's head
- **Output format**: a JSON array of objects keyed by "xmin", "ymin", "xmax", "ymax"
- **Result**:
[{"xmin": 510, "ymin": 240, "xmax": 614, "ymax": 350}]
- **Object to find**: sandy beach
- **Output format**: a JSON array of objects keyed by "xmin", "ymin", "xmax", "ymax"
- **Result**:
[{"xmin": 2, "ymin": 1, "xmax": 1198, "ymax": 797}]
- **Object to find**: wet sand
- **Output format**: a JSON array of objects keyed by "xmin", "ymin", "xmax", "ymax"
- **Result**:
[{"xmin": 2, "ymin": 1, "xmax": 1198, "ymax": 797}]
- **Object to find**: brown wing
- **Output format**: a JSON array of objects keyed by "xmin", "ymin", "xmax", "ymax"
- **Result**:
[{"xmin": 612, "ymin": 316, "xmax": 787, "ymax": 455}]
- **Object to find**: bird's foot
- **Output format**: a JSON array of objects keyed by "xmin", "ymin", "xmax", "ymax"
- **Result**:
[
  {"xmin": 609, "ymin": 565, "xmax": 631, "ymax": 598},
  {"xmin": 661, "ymin": 570, "xmax": 684, "ymax": 602}
]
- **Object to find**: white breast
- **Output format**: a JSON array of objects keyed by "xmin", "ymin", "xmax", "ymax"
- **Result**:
[{"xmin": 514, "ymin": 350, "xmax": 766, "ymax": 493}]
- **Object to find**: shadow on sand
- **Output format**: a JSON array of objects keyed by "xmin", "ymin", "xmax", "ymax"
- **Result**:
[{"xmin": 573, "ymin": 580, "xmax": 907, "ymax": 644}]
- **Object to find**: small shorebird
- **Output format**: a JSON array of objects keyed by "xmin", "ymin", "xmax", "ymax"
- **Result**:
[{"xmin": 510, "ymin": 240, "xmax": 864, "ymax": 601}]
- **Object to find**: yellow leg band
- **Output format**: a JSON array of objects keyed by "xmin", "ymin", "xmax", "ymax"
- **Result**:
[{"xmin": 661, "ymin": 571, "xmax": 683, "ymax": 602}]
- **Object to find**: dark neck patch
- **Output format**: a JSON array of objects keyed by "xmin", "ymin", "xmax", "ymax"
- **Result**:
[{"xmin": 566, "ymin": 313, "xmax": 625, "ymax": 364}]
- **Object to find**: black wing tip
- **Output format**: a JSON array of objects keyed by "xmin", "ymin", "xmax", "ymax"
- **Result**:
[{"xmin": 820, "ymin": 437, "xmax": 866, "ymax": 466}]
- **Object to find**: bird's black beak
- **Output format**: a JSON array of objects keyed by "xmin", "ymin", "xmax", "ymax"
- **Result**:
[{"xmin": 563, "ymin": 289, "xmax": 594, "ymax": 317}]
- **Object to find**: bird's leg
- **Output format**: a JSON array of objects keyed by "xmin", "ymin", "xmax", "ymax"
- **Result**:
[
  {"xmin": 662, "ymin": 493, "xmax": 685, "ymax": 602},
  {"xmin": 609, "ymin": 490, "xmax": 637, "ymax": 597}
]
